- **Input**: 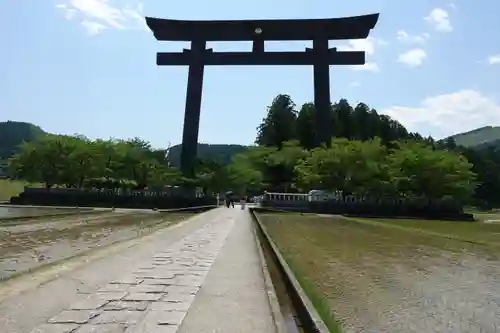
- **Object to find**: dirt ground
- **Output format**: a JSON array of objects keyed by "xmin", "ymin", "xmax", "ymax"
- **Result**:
[
  {"xmin": 0, "ymin": 211, "xmax": 194, "ymax": 280},
  {"xmin": 259, "ymin": 213, "xmax": 500, "ymax": 333}
]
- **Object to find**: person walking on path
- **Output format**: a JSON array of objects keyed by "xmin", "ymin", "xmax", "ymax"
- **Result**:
[
  {"xmin": 240, "ymin": 194, "xmax": 247, "ymax": 210},
  {"xmin": 225, "ymin": 191, "xmax": 235, "ymax": 208}
]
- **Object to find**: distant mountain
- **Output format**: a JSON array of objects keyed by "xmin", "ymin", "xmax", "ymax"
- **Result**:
[
  {"xmin": 0, "ymin": 121, "xmax": 46, "ymax": 161},
  {"xmin": 0, "ymin": 121, "xmax": 248, "ymax": 172},
  {"xmin": 447, "ymin": 126, "xmax": 500, "ymax": 149},
  {"xmin": 167, "ymin": 143, "xmax": 248, "ymax": 167}
]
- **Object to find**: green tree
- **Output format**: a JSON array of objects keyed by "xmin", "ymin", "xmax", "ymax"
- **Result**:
[
  {"xmin": 227, "ymin": 146, "xmax": 275, "ymax": 193},
  {"xmin": 256, "ymin": 94, "xmax": 298, "ymax": 148},
  {"xmin": 351, "ymin": 102, "xmax": 372, "ymax": 141},
  {"xmin": 266, "ymin": 140, "xmax": 308, "ymax": 191},
  {"xmin": 8, "ymin": 135, "xmax": 68, "ymax": 188},
  {"xmin": 388, "ymin": 141, "xmax": 477, "ymax": 200},
  {"xmin": 296, "ymin": 103, "xmax": 316, "ymax": 149},
  {"xmin": 295, "ymin": 138, "xmax": 352, "ymax": 191},
  {"xmin": 331, "ymin": 99, "xmax": 353, "ymax": 139}
]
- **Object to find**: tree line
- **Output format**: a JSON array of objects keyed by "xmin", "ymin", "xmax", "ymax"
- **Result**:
[
  {"xmin": 253, "ymin": 94, "xmax": 500, "ymax": 207},
  {"xmin": 6, "ymin": 94, "xmax": 500, "ymax": 207}
]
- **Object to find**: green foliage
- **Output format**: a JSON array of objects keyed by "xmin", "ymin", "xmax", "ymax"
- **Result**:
[
  {"xmin": 8, "ymin": 135, "xmax": 180, "ymax": 190},
  {"xmin": 387, "ymin": 141, "xmax": 477, "ymax": 200}
]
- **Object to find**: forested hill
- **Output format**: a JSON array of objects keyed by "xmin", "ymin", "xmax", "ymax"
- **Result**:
[
  {"xmin": 446, "ymin": 126, "xmax": 500, "ymax": 149},
  {"xmin": 0, "ymin": 121, "xmax": 46, "ymax": 161},
  {"xmin": 0, "ymin": 121, "xmax": 247, "ymax": 167},
  {"xmin": 166, "ymin": 144, "xmax": 248, "ymax": 167}
]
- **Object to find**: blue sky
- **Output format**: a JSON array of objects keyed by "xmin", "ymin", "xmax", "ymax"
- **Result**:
[{"xmin": 1, "ymin": 0, "xmax": 499, "ymax": 148}]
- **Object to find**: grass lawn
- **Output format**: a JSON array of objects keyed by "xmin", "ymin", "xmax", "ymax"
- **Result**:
[
  {"xmin": 353, "ymin": 216, "xmax": 500, "ymax": 246},
  {"xmin": 0, "ymin": 179, "xmax": 43, "ymax": 201},
  {"xmin": 258, "ymin": 212, "xmax": 500, "ymax": 332}
]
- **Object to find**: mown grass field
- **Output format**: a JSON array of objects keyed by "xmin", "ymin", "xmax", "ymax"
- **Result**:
[
  {"xmin": 352, "ymin": 216, "xmax": 500, "ymax": 246},
  {"xmin": 0, "ymin": 179, "xmax": 43, "ymax": 201},
  {"xmin": 258, "ymin": 212, "xmax": 500, "ymax": 332}
]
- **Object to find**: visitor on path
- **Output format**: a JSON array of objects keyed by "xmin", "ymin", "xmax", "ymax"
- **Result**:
[
  {"xmin": 225, "ymin": 191, "xmax": 234, "ymax": 208},
  {"xmin": 240, "ymin": 195, "xmax": 247, "ymax": 210}
]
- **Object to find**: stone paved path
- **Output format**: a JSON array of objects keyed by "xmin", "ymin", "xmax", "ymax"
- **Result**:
[{"xmin": 0, "ymin": 207, "xmax": 276, "ymax": 333}]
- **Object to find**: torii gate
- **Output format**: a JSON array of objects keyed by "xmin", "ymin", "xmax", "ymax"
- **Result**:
[{"xmin": 145, "ymin": 14, "xmax": 379, "ymax": 177}]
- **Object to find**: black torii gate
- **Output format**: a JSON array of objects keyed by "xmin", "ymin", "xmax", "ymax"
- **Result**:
[{"xmin": 145, "ymin": 14, "xmax": 379, "ymax": 178}]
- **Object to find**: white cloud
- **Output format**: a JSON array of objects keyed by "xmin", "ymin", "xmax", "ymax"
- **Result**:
[
  {"xmin": 56, "ymin": 0, "xmax": 146, "ymax": 36},
  {"xmin": 81, "ymin": 20, "xmax": 107, "ymax": 36},
  {"xmin": 352, "ymin": 62, "xmax": 379, "ymax": 72},
  {"xmin": 488, "ymin": 54, "xmax": 500, "ymax": 65},
  {"xmin": 350, "ymin": 82, "xmax": 360, "ymax": 87},
  {"xmin": 337, "ymin": 37, "xmax": 382, "ymax": 72},
  {"xmin": 424, "ymin": 8, "xmax": 452, "ymax": 32},
  {"xmin": 381, "ymin": 90, "xmax": 500, "ymax": 137},
  {"xmin": 397, "ymin": 48, "xmax": 427, "ymax": 67},
  {"xmin": 396, "ymin": 30, "xmax": 429, "ymax": 44}
]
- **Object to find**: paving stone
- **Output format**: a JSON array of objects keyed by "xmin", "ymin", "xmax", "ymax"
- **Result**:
[
  {"xmin": 48, "ymin": 310, "xmax": 100, "ymax": 324},
  {"xmin": 96, "ymin": 292, "xmax": 128, "ymax": 301},
  {"xmin": 170, "ymin": 276, "xmax": 204, "ymax": 287},
  {"xmin": 123, "ymin": 293, "xmax": 163, "ymax": 301},
  {"xmin": 176, "ymin": 271, "xmax": 205, "ymax": 278},
  {"xmin": 153, "ymin": 255, "xmax": 173, "ymax": 259},
  {"xmin": 128, "ymin": 284, "xmax": 166, "ymax": 294},
  {"xmin": 166, "ymin": 269, "xmax": 191, "ymax": 276},
  {"xmin": 150, "ymin": 301, "xmax": 191, "ymax": 311},
  {"xmin": 126, "ymin": 321, "xmax": 178, "ymax": 333},
  {"xmin": 110, "ymin": 278, "xmax": 144, "ymax": 285},
  {"xmin": 104, "ymin": 301, "xmax": 149, "ymax": 311},
  {"xmin": 30, "ymin": 324, "xmax": 79, "ymax": 333},
  {"xmin": 74, "ymin": 324, "xmax": 127, "ymax": 333},
  {"xmin": 160, "ymin": 293, "xmax": 195, "ymax": 303},
  {"xmin": 140, "ymin": 310, "xmax": 186, "ymax": 326},
  {"xmin": 164, "ymin": 286, "xmax": 199, "ymax": 295},
  {"xmin": 134, "ymin": 272, "xmax": 175, "ymax": 279},
  {"xmin": 153, "ymin": 260, "xmax": 172, "ymax": 264},
  {"xmin": 90, "ymin": 311, "xmax": 144, "ymax": 325},
  {"xmin": 137, "ymin": 266, "xmax": 155, "ymax": 270},
  {"xmin": 141, "ymin": 278, "xmax": 176, "ymax": 286},
  {"xmin": 69, "ymin": 295, "xmax": 110, "ymax": 310},
  {"xmin": 151, "ymin": 262, "xmax": 169, "ymax": 267},
  {"xmin": 98, "ymin": 284, "xmax": 131, "ymax": 293},
  {"xmin": 161, "ymin": 265, "xmax": 198, "ymax": 272}
]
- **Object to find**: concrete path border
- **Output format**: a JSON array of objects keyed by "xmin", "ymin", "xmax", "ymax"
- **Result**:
[{"xmin": 250, "ymin": 207, "xmax": 331, "ymax": 333}]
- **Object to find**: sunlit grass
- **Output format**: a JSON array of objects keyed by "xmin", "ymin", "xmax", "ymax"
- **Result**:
[
  {"xmin": 0, "ymin": 179, "xmax": 43, "ymax": 201},
  {"xmin": 355, "ymin": 216, "xmax": 500, "ymax": 246},
  {"xmin": 258, "ymin": 212, "xmax": 500, "ymax": 332}
]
